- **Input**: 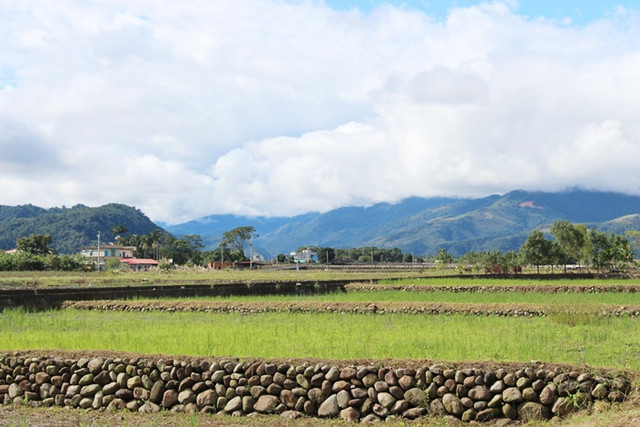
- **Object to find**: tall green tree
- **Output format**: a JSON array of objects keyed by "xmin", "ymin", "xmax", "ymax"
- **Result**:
[
  {"xmin": 479, "ymin": 250, "xmax": 515, "ymax": 274},
  {"xmin": 457, "ymin": 251, "xmax": 484, "ymax": 273},
  {"xmin": 16, "ymin": 234, "xmax": 55, "ymax": 255},
  {"xmin": 520, "ymin": 230, "xmax": 553, "ymax": 274},
  {"xmin": 221, "ymin": 226, "xmax": 256, "ymax": 260},
  {"xmin": 120, "ymin": 230, "xmax": 167, "ymax": 260},
  {"xmin": 110, "ymin": 224, "xmax": 129, "ymax": 242},
  {"xmin": 503, "ymin": 250, "xmax": 522, "ymax": 274},
  {"xmin": 585, "ymin": 229, "xmax": 612, "ymax": 273},
  {"xmin": 169, "ymin": 234, "xmax": 205, "ymax": 265},
  {"xmin": 435, "ymin": 248, "xmax": 454, "ymax": 276},
  {"xmin": 435, "ymin": 248, "xmax": 454, "ymax": 264},
  {"xmin": 625, "ymin": 230, "xmax": 640, "ymax": 258},
  {"xmin": 317, "ymin": 247, "xmax": 336, "ymax": 264},
  {"xmin": 550, "ymin": 221, "xmax": 587, "ymax": 272},
  {"xmin": 147, "ymin": 229, "xmax": 166, "ymax": 260},
  {"xmin": 120, "ymin": 233, "xmax": 142, "ymax": 256},
  {"xmin": 607, "ymin": 233, "xmax": 633, "ymax": 271}
]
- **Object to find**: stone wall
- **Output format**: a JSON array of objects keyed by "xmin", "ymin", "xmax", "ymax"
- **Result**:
[{"xmin": 0, "ymin": 354, "xmax": 632, "ymax": 423}]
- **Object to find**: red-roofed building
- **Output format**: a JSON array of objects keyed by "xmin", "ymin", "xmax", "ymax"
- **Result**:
[{"xmin": 119, "ymin": 258, "xmax": 159, "ymax": 271}]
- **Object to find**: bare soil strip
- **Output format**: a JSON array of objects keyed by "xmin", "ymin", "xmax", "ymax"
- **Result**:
[{"xmin": 60, "ymin": 300, "xmax": 640, "ymax": 317}]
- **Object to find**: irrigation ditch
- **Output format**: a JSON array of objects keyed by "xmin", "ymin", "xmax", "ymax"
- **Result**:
[{"xmin": 0, "ymin": 280, "xmax": 348, "ymax": 312}]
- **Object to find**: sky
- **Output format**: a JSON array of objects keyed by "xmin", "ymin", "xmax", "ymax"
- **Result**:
[{"xmin": 1, "ymin": 1, "xmax": 639, "ymax": 224}]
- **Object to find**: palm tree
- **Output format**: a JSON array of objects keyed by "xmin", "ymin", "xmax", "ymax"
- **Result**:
[
  {"xmin": 110, "ymin": 224, "xmax": 129, "ymax": 242},
  {"xmin": 148, "ymin": 229, "xmax": 165, "ymax": 260}
]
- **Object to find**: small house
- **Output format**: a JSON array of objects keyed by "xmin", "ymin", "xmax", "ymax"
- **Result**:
[{"xmin": 119, "ymin": 258, "xmax": 159, "ymax": 271}]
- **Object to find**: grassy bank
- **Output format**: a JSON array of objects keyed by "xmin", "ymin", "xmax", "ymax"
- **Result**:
[
  {"xmin": 134, "ymin": 289, "xmax": 640, "ymax": 305},
  {"xmin": 1, "ymin": 308, "xmax": 638, "ymax": 370}
]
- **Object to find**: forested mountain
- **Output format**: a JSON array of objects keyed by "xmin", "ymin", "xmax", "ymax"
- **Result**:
[
  {"xmin": 3, "ymin": 190, "xmax": 639, "ymax": 258},
  {"xmin": 166, "ymin": 189, "xmax": 640, "ymax": 257},
  {"xmin": 0, "ymin": 204, "xmax": 162, "ymax": 254},
  {"xmin": 0, "ymin": 204, "xmax": 48, "ymax": 222}
]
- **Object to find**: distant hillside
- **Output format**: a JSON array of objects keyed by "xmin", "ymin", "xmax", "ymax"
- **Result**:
[
  {"xmin": 166, "ymin": 189, "xmax": 640, "ymax": 257},
  {"xmin": 0, "ymin": 204, "xmax": 163, "ymax": 254},
  {"xmin": 6, "ymin": 189, "xmax": 638, "ymax": 258}
]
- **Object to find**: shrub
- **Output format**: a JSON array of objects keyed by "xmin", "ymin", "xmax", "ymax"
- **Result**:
[
  {"xmin": 106, "ymin": 259, "xmax": 122, "ymax": 271},
  {"xmin": 158, "ymin": 260, "xmax": 172, "ymax": 272}
]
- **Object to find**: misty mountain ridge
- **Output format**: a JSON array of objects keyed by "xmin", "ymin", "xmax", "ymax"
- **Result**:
[
  {"xmin": 2, "ymin": 189, "xmax": 639, "ymax": 257},
  {"xmin": 165, "ymin": 189, "xmax": 640, "ymax": 257}
]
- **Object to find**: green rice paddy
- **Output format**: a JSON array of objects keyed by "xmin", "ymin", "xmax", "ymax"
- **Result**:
[
  {"xmin": 131, "ymin": 289, "xmax": 640, "ymax": 305},
  {"xmin": 1, "ymin": 308, "xmax": 638, "ymax": 370}
]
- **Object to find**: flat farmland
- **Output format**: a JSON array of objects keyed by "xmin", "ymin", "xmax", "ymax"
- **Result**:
[
  {"xmin": 1, "ymin": 308, "xmax": 639, "ymax": 370},
  {"xmin": 5, "ymin": 277, "xmax": 640, "ymax": 370},
  {"xmin": 1, "ymin": 272, "xmax": 640, "ymax": 426},
  {"xmin": 111, "ymin": 288, "xmax": 640, "ymax": 305}
]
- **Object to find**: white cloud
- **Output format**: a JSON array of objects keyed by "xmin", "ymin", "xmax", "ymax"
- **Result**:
[{"xmin": 0, "ymin": 1, "xmax": 639, "ymax": 223}]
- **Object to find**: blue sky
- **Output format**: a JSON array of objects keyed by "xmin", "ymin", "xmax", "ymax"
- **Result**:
[
  {"xmin": 324, "ymin": 0, "xmax": 637, "ymax": 23},
  {"xmin": 1, "ymin": 1, "xmax": 639, "ymax": 223}
]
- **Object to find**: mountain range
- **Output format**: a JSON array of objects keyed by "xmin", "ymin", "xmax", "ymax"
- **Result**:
[
  {"xmin": 0, "ymin": 203, "xmax": 160, "ymax": 254},
  {"xmin": 164, "ymin": 189, "xmax": 640, "ymax": 257},
  {"xmin": 2, "ymin": 190, "xmax": 639, "ymax": 257}
]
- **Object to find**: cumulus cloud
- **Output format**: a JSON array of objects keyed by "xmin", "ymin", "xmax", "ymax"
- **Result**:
[
  {"xmin": 0, "ymin": 1, "xmax": 639, "ymax": 222},
  {"xmin": 0, "ymin": 120, "xmax": 62, "ymax": 172}
]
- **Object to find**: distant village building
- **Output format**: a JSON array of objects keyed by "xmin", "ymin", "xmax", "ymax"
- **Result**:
[
  {"xmin": 119, "ymin": 258, "xmax": 159, "ymax": 271},
  {"xmin": 79, "ymin": 244, "xmax": 136, "ymax": 261},
  {"xmin": 79, "ymin": 244, "xmax": 137, "ymax": 270},
  {"xmin": 290, "ymin": 248, "xmax": 317, "ymax": 263}
]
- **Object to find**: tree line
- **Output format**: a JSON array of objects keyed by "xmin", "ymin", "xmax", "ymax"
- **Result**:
[
  {"xmin": 282, "ymin": 221, "xmax": 638, "ymax": 274},
  {"xmin": 440, "ymin": 221, "xmax": 637, "ymax": 274},
  {"xmin": 1, "ymin": 222, "xmax": 638, "ymax": 273},
  {"xmin": 519, "ymin": 221, "xmax": 635, "ymax": 273}
]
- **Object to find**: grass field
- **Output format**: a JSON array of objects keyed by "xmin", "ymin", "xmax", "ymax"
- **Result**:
[
  {"xmin": 1, "ymin": 307, "xmax": 639, "ymax": 370},
  {"xmin": 2, "ymin": 270, "xmax": 640, "ymax": 425},
  {"xmin": 131, "ymin": 289, "xmax": 640, "ymax": 305}
]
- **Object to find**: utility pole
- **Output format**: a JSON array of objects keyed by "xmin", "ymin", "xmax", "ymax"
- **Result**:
[
  {"xmin": 249, "ymin": 234, "xmax": 258, "ymax": 270},
  {"xmin": 221, "ymin": 243, "xmax": 224, "ymax": 268},
  {"xmin": 97, "ymin": 231, "xmax": 101, "ymax": 271}
]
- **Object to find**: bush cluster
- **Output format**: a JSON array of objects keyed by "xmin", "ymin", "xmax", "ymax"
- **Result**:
[{"xmin": 0, "ymin": 252, "xmax": 86, "ymax": 272}]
